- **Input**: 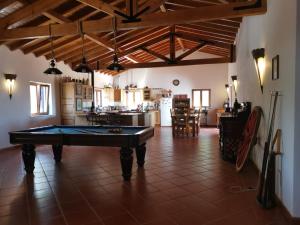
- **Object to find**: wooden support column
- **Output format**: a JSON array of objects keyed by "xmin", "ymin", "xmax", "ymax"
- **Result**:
[
  {"xmin": 170, "ymin": 26, "xmax": 176, "ymax": 63},
  {"xmin": 230, "ymin": 44, "xmax": 236, "ymax": 62},
  {"xmin": 91, "ymin": 71, "xmax": 95, "ymax": 111},
  {"xmin": 126, "ymin": 0, "xmax": 138, "ymax": 17}
]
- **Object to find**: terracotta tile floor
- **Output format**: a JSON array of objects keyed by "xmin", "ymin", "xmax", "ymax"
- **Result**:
[{"xmin": 0, "ymin": 128, "xmax": 289, "ymax": 225}]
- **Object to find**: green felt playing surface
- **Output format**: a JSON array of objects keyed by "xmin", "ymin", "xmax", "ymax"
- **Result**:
[{"xmin": 29, "ymin": 126, "xmax": 144, "ymax": 135}]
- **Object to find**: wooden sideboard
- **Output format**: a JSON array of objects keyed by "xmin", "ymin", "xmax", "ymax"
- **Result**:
[{"xmin": 218, "ymin": 103, "xmax": 251, "ymax": 162}]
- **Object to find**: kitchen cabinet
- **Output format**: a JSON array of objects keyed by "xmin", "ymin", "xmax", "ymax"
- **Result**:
[
  {"xmin": 143, "ymin": 88, "xmax": 151, "ymax": 101},
  {"xmin": 114, "ymin": 89, "xmax": 121, "ymax": 102}
]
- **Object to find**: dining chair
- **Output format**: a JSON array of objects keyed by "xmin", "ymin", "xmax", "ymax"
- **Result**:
[{"xmin": 175, "ymin": 112, "xmax": 191, "ymax": 136}]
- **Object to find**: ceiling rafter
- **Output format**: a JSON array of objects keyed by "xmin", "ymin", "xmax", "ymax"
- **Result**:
[
  {"xmin": 176, "ymin": 42, "xmax": 207, "ymax": 61},
  {"xmin": 0, "ymin": 0, "xmax": 267, "ymax": 71},
  {"xmin": 76, "ymin": 0, "xmax": 123, "ymax": 17},
  {"xmin": 95, "ymin": 57, "xmax": 231, "ymax": 70},
  {"xmin": 0, "ymin": 0, "xmax": 267, "ymax": 41},
  {"xmin": 140, "ymin": 46, "xmax": 170, "ymax": 62},
  {"xmin": 0, "ymin": 0, "xmax": 68, "ymax": 30},
  {"xmin": 0, "ymin": 0, "xmax": 19, "ymax": 10},
  {"xmin": 6, "ymin": 2, "xmax": 87, "ymax": 51}
]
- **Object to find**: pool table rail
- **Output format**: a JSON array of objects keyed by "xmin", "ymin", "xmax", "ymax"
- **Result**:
[{"xmin": 9, "ymin": 125, "xmax": 154, "ymax": 147}]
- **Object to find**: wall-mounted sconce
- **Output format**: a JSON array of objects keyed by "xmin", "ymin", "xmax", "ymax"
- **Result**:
[
  {"xmin": 252, "ymin": 48, "xmax": 265, "ymax": 93},
  {"xmin": 231, "ymin": 75, "xmax": 240, "ymax": 115},
  {"xmin": 4, "ymin": 74, "xmax": 17, "ymax": 99},
  {"xmin": 225, "ymin": 84, "xmax": 230, "ymax": 98},
  {"xmin": 231, "ymin": 75, "xmax": 238, "ymax": 98},
  {"xmin": 224, "ymin": 84, "xmax": 230, "ymax": 111}
]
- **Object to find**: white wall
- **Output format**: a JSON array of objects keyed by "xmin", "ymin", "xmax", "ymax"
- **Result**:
[
  {"xmin": 0, "ymin": 45, "xmax": 112, "ymax": 149},
  {"xmin": 294, "ymin": 0, "xmax": 300, "ymax": 217},
  {"xmin": 228, "ymin": 0, "xmax": 298, "ymax": 216},
  {"xmin": 115, "ymin": 51, "xmax": 228, "ymax": 125}
]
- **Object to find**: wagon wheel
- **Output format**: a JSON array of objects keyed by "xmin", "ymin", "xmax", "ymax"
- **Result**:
[{"xmin": 236, "ymin": 106, "xmax": 262, "ymax": 172}]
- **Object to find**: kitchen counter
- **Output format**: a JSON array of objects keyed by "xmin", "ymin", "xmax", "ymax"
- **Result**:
[{"xmin": 75, "ymin": 111, "xmax": 152, "ymax": 126}]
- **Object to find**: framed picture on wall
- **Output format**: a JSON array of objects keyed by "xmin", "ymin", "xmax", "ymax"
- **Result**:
[{"xmin": 272, "ymin": 55, "xmax": 279, "ymax": 80}]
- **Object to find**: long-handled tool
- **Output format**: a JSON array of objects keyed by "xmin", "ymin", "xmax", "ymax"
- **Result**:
[
  {"xmin": 256, "ymin": 91, "xmax": 279, "ymax": 207},
  {"xmin": 262, "ymin": 129, "xmax": 282, "ymax": 208}
]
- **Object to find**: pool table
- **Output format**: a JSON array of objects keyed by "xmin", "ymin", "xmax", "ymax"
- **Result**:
[{"xmin": 9, "ymin": 125, "xmax": 154, "ymax": 181}]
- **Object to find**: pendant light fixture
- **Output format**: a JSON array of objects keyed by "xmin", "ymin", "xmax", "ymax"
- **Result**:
[
  {"xmin": 107, "ymin": 17, "xmax": 124, "ymax": 72},
  {"xmin": 74, "ymin": 21, "xmax": 93, "ymax": 73},
  {"xmin": 44, "ymin": 24, "xmax": 62, "ymax": 75}
]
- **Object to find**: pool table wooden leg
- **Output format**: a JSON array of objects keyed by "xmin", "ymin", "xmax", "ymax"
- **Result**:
[
  {"xmin": 22, "ymin": 144, "xmax": 36, "ymax": 173},
  {"xmin": 120, "ymin": 147, "xmax": 133, "ymax": 181},
  {"xmin": 52, "ymin": 144, "xmax": 63, "ymax": 162},
  {"xmin": 136, "ymin": 143, "xmax": 146, "ymax": 167}
]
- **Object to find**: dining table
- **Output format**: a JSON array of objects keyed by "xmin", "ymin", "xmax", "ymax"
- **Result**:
[{"xmin": 171, "ymin": 113, "xmax": 200, "ymax": 137}]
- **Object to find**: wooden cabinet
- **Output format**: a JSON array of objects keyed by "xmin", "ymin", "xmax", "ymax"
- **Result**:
[
  {"xmin": 216, "ymin": 108, "xmax": 226, "ymax": 126},
  {"xmin": 143, "ymin": 88, "xmax": 151, "ymax": 101},
  {"xmin": 114, "ymin": 89, "xmax": 121, "ymax": 102},
  {"xmin": 219, "ymin": 115, "xmax": 246, "ymax": 162},
  {"xmin": 154, "ymin": 111, "xmax": 160, "ymax": 125},
  {"xmin": 173, "ymin": 98, "xmax": 190, "ymax": 108},
  {"xmin": 219, "ymin": 103, "xmax": 251, "ymax": 162},
  {"xmin": 82, "ymin": 85, "xmax": 93, "ymax": 100},
  {"xmin": 61, "ymin": 82, "xmax": 93, "ymax": 125},
  {"xmin": 102, "ymin": 88, "xmax": 114, "ymax": 105}
]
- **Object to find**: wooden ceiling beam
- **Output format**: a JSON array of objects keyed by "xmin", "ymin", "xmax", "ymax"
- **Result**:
[
  {"xmin": 118, "ymin": 27, "xmax": 168, "ymax": 50},
  {"xmin": 176, "ymin": 42, "xmax": 207, "ymax": 61},
  {"xmin": 65, "ymin": 46, "xmax": 108, "ymax": 64},
  {"xmin": 175, "ymin": 31, "xmax": 232, "ymax": 50},
  {"xmin": 140, "ymin": 46, "xmax": 170, "ymax": 62},
  {"xmin": 0, "ymin": 0, "xmax": 267, "ymax": 41},
  {"xmin": 55, "ymin": 41, "xmax": 95, "ymax": 61},
  {"xmin": 176, "ymin": 26, "xmax": 235, "ymax": 43},
  {"xmin": 6, "ymin": 4, "xmax": 87, "ymax": 51},
  {"xmin": 0, "ymin": 0, "xmax": 18, "ymax": 10},
  {"xmin": 179, "ymin": 24, "xmax": 236, "ymax": 38},
  {"xmin": 176, "ymin": 37, "xmax": 185, "ymax": 50},
  {"xmin": 125, "ymin": 55, "xmax": 142, "ymax": 63},
  {"xmin": 76, "ymin": 0, "xmax": 122, "ymax": 17},
  {"xmin": 0, "ymin": 0, "xmax": 68, "ymax": 30},
  {"xmin": 33, "ymin": 35, "xmax": 79, "ymax": 56},
  {"xmin": 166, "ymin": 0, "xmax": 212, "ymax": 8},
  {"xmin": 169, "ymin": 25, "xmax": 175, "ymax": 62},
  {"xmin": 126, "ymin": 0, "xmax": 137, "ymax": 16},
  {"xmin": 12, "ymin": 0, "xmax": 120, "ymax": 53},
  {"xmin": 194, "ymin": 21, "xmax": 238, "ymax": 33},
  {"xmin": 95, "ymin": 57, "xmax": 231, "ymax": 69},
  {"xmin": 41, "ymin": 10, "xmax": 116, "ymax": 56},
  {"xmin": 75, "ymin": 32, "xmax": 169, "ymax": 66},
  {"xmin": 139, "ymin": 0, "xmax": 167, "ymax": 14}
]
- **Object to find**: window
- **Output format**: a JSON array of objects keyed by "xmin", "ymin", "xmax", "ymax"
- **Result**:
[
  {"xmin": 192, "ymin": 89, "xmax": 211, "ymax": 109},
  {"xmin": 30, "ymin": 82, "xmax": 51, "ymax": 115},
  {"xmin": 126, "ymin": 89, "xmax": 143, "ymax": 109},
  {"xmin": 94, "ymin": 89, "xmax": 102, "ymax": 107}
]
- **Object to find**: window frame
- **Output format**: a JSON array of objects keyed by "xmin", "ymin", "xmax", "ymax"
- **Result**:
[
  {"xmin": 192, "ymin": 89, "xmax": 211, "ymax": 109},
  {"xmin": 30, "ymin": 82, "xmax": 50, "ymax": 116},
  {"xmin": 94, "ymin": 88, "xmax": 102, "ymax": 107},
  {"xmin": 123, "ymin": 89, "xmax": 143, "ymax": 109}
]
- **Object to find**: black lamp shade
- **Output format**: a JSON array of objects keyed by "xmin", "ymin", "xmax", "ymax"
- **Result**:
[
  {"xmin": 252, "ymin": 48, "xmax": 265, "ymax": 60},
  {"xmin": 107, "ymin": 54, "xmax": 124, "ymax": 72},
  {"xmin": 74, "ymin": 57, "xmax": 93, "ymax": 73},
  {"xmin": 231, "ymin": 75, "xmax": 237, "ymax": 81},
  {"xmin": 44, "ymin": 59, "xmax": 62, "ymax": 75}
]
